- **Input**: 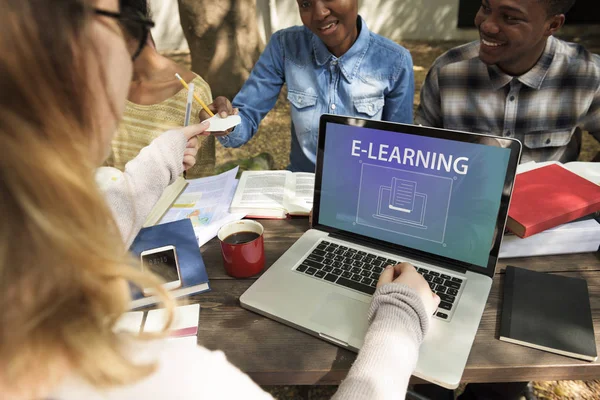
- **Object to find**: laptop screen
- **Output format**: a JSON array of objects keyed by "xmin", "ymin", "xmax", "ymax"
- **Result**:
[{"xmin": 317, "ymin": 119, "xmax": 518, "ymax": 271}]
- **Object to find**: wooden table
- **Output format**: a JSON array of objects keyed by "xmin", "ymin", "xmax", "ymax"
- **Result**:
[{"xmin": 193, "ymin": 219, "xmax": 600, "ymax": 386}]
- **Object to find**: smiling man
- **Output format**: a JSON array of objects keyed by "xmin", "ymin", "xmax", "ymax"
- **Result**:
[
  {"xmin": 416, "ymin": 0, "xmax": 600, "ymax": 164},
  {"xmin": 206, "ymin": 0, "xmax": 415, "ymax": 172}
]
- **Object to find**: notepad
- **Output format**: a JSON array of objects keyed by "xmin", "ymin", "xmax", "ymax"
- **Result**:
[
  {"xmin": 114, "ymin": 304, "xmax": 200, "ymax": 339},
  {"xmin": 114, "ymin": 311, "xmax": 144, "ymax": 333},
  {"xmin": 205, "ymin": 114, "xmax": 241, "ymax": 132},
  {"xmin": 499, "ymin": 266, "xmax": 597, "ymax": 361},
  {"xmin": 144, "ymin": 303, "xmax": 200, "ymax": 337}
]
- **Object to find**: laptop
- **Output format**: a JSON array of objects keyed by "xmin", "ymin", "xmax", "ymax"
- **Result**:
[{"xmin": 240, "ymin": 114, "xmax": 522, "ymax": 389}]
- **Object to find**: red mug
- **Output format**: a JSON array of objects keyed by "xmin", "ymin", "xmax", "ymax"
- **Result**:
[{"xmin": 217, "ymin": 220, "xmax": 265, "ymax": 278}]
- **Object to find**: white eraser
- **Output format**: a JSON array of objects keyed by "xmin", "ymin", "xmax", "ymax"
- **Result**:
[{"xmin": 205, "ymin": 114, "xmax": 241, "ymax": 132}]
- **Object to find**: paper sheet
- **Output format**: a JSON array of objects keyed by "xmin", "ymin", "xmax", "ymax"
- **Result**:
[
  {"xmin": 516, "ymin": 161, "xmax": 600, "ymax": 185},
  {"xmin": 205, "ymin": 114, "xmax": 241, "ymax": 132},
  {"xmin": 160, "ymin": 166, "xmax": 245, "ymax": 246},
  {"xmin": 160, "ymin": 167, "xmax": 238, "ymax": 227},
  {"xmin": 114, "ymin": 311, "xmax": 144, "ymax": 333},
  {"xmin": 195, "ymin": 179, "xmax": 246, "ymax": 247},
  {"xmin": 143, "ymin": 303, "xmax": 200, "ymax": 337},
  {"xmin": 166, "ymin": 335, "xmax": 199, "ymax": 348}
]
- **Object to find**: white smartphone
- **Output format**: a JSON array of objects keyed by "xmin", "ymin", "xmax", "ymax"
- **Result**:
[{"xmin": 140, "ymin": 245, "xmax": 182, "ymax": 295}]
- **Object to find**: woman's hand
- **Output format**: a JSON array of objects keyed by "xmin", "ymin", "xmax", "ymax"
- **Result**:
[
  {"xmin": 181, "ymin": 122, "xmax": 210, "ymax": 171},
  {"xmin": 377, "ymin": 262, "xmax": 440, "ymax": 316}
]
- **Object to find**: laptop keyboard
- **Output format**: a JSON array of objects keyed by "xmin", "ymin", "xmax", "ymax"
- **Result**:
[{"xmin": 294, "ymin": 240, "xmax": 465, "ymax": 321}]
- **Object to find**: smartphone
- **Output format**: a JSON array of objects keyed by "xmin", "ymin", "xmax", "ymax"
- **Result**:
[{"xmin": 140, "ymin": 245, "xmax": 182, "ymax": 295}]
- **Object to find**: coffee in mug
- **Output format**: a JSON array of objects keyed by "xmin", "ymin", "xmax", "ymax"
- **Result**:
[{"xmin": 217, "ymin": 220, "xmax": 265, "ymax": 278}]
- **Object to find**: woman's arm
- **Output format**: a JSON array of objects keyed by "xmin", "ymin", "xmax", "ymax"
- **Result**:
[
  {"xmin": 217, "ymin": 31, "xmax": 286, "ymax": 148},
  {"xmin": 102, "ymin": 130, "xmax": 187, "ymax": 247}
]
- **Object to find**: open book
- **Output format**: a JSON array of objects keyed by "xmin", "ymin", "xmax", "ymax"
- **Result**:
[{"xmin": 229, "ymin": 171, "xmax": 315, "ymax": 219}]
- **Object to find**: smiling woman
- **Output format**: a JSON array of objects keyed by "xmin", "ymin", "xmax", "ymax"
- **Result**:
[
  {"xmin": 205, "ymin": 0, "xmax": 416, "ymax": 173},
  {"xmin": 297, "ymin": 0, "xmax": 359, "ymax": 57}
]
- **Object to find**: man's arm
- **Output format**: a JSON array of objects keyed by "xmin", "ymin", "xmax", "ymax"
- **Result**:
[
  {"xmin": 415, "ymin": 66, "xmax": 443, "ymax": 127},
  {"xmin": 218, "ymin": 31, "xmax": 286, "ymax": 149},
  {"xmin": 581, "ymin": 84, "xmax": 600, "ymax": 146}
]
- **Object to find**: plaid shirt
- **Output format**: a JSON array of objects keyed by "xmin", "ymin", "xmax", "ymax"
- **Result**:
[{"xmin": 415, "ymin": 36, "xmax": 600, "ymax": 163}]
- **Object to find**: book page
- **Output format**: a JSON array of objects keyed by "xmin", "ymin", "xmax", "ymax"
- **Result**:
[
  {"xmin": 160, "ymin": 167, "xmax": 238, "ymax": 228},
  {"xmin": 564, "ymin": 162, "xmax": 600, "ymax": 185},
  {"xmin": 285, "ymin": 172, "xmax": 315, "ymax": 215},
  {"xmin": 231, "ymin": 171, "xmax": 289, "ymax": 211}
]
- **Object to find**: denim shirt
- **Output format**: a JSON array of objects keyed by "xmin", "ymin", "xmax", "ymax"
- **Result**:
[{"xmin": 218, "ymin": 17, "xmax": 415, "ymax": 172}]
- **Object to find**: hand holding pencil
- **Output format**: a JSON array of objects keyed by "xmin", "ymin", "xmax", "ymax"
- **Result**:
[
  {"xmin": 175, "ymin": 74, "xmax": 239, "ymax": 137},
  {"xmin": 175, "ymin": 73, "xmax": 214, "ymax": 117},
  {"xmin": 199, "ymin": 96, "xmax": 240, "ymax": 137}
]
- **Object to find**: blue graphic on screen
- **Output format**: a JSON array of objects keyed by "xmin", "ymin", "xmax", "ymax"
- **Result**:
[{"xmin": 319, "ymin": 123, "xmax": 511, "ymax": 268}]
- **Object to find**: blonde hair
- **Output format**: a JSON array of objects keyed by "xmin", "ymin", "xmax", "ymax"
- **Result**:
[{"xmin": 0, "ymin": 0, "xmax": 173, "ymax": 393}]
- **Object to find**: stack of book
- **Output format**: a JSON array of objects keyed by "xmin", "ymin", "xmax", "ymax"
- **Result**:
[{"xmin": 499, "ymin": 161, "xmax": 600, "ymax": 258}]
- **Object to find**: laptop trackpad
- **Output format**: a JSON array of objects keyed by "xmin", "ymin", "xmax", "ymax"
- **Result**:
[{"xmin": 310, "ymin": 293, "xmax": 369, "ymax": 343}]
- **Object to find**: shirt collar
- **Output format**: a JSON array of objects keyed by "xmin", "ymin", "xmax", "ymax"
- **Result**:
[
  {"xmin": 486, "ymin": 36, "xmax": 556, "ymax": 90},
  {"xmin": 312, "ymin": 16, "xmax": 371, "ymax": 82}
]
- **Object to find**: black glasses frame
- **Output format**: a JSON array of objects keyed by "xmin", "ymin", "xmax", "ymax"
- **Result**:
[{"xmin": 93, "ymin": 8, "xmax": 155, "ymax": 60}]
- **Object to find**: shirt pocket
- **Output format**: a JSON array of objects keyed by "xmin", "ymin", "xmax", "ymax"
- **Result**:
[
  {"xmin": 523, "ymin": 128, "xmax": 574, "ymax": 149},
  {"xmin": 287, "ymin": 89, "xmax": 318, "ymax": 127},
  {"xmin": 287, "ymin": 88, "xmax": 319, "ymax": 147},
  {"xmin": 353, "ymin": 96, "xmax": 385, "ymax": 118}
]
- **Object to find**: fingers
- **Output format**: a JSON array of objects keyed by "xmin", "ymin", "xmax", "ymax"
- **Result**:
[
  {"xmin": 209, "ymin": 130, "xmax": 231, "ymax": 137},
  {"xmin": 184, "ymin": 147, "xmax": 198, "ymax": 158},
  {"xmin": 211, "ymin": 96, "xmax": 233, "ymax": 118},
  {"xmin": 393, "ymin": 262, "xmax": 416, "ymax": 276},
  {"xmin": 181, "ymin": 121, "xmax": 210, "ymax": 140},
  {"xmin": 186, "ymin": 137, "xmax": 198, "ymax": 149},
  {"xmin": 183, "ymin": 154, "xmax": 196, "ymax": 170},
  {"xmin": 432, "ymin": 292, "xmax": 441, "ymax": 307},
  {"xmin": 376, "ymin": 265, "xmax": 396, "ymax": 288},
  {"xmin": 199, "ymin": 108, "xmax": 212, "ymax": 122}
]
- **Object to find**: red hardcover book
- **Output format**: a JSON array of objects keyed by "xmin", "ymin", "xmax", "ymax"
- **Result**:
[{"xmin": 506, "ymin": 164, "xmax": 600, "ymax": 238}]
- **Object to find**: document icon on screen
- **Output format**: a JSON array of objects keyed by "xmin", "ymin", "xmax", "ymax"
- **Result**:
[{"xmin": 388, "ymin": 177, "xmax": 417, "ymax": 213}]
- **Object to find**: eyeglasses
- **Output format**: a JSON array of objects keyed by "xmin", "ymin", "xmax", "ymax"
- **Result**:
[{"xmin": 93, "ymin": 8, "xmax": 155, "ymax": 61}]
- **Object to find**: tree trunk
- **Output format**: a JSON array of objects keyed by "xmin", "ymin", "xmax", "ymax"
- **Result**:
[{"xmin": 178, "ymin": 0, "xmax": 263, "ymax": 100}]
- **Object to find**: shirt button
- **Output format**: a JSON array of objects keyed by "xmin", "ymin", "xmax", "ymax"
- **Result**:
[
  {"xmin": 509, "ymin": 95, "xmax": 515, "ymax": 101},
  {"xmin": 506, "ymin": 131, "xmax": 511, "ymax": 136},
  {"xmin": 331, "ymin": 60, "xmax": 338, "ymax": 66},
  {"xmin": 545, "ymin": 138, "xmax": 551, "ymax": 144},
  {"xmin": 331, "ymin": 104, "xmax": 336, "ymax": 110},
  {"xmin": 297, "ymin": 96, "xmax": 303, "ymax": 104},
  {"xmin": 368, "ymin": 104, "xmax": 374, "ymax": 111}
]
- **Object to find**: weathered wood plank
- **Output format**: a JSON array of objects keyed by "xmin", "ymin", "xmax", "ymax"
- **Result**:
[{"xmin": 194, "ymin": 271, "xmax": 600, "ymax": 385}]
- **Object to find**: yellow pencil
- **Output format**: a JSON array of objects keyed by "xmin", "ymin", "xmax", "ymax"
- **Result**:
[{"xmin": 175, "ymin": 73, "xmax": 214, "ymax": 117}]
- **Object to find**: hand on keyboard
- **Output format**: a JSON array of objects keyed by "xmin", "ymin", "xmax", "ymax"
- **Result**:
[{"xmin": 377, "ymin": 263, "xmax": 441, "ymax": 317}]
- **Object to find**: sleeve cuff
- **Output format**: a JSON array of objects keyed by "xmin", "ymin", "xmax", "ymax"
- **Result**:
[{"xmin": 368, "ymin": 283, "xmax": 431, "ymax": 344}]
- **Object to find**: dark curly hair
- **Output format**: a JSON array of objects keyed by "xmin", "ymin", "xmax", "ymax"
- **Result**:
[{"xmin": 543, "ymin": 0, "xmax": 576, "ymax": 16}]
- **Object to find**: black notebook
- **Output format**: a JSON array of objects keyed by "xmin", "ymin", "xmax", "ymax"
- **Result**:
[{"xmin": 500, "ymin": 265, "xmax": 597, "ymax": 361}]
